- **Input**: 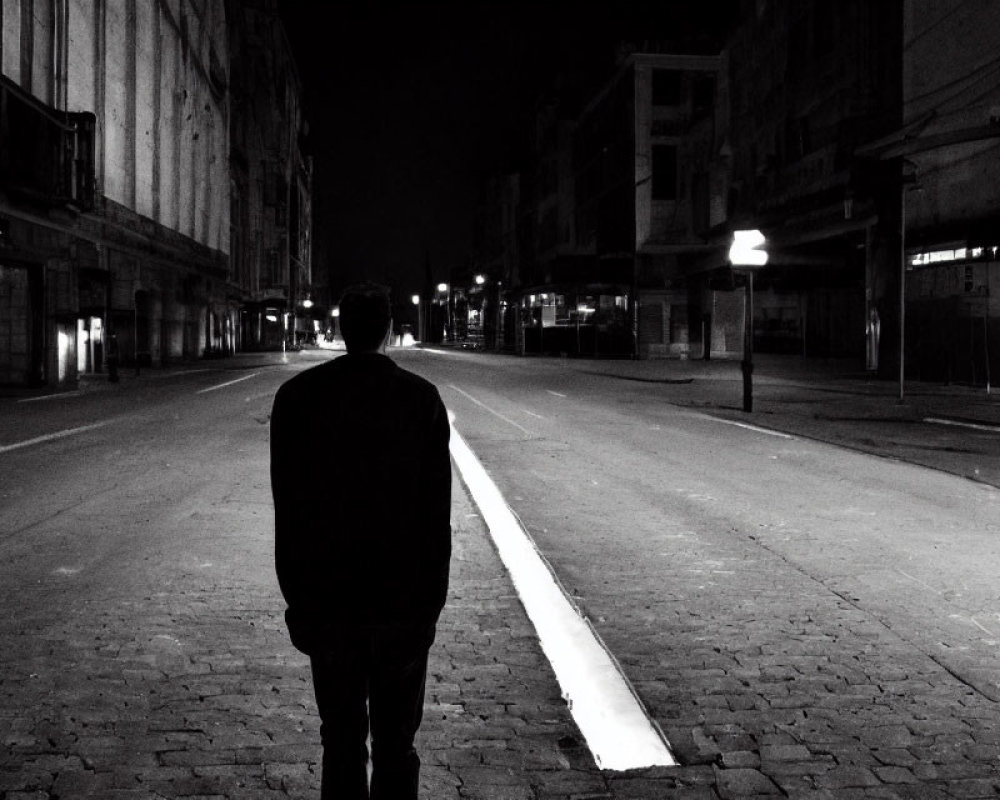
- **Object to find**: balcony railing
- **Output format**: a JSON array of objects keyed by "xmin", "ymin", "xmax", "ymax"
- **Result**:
[{"xmin": 0, "ymin": 75, "xmax": 95, "ymax": 210}]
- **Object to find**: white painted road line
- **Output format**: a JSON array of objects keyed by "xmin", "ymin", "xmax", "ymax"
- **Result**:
[
  {"xmin": 448, "ymin": 419, "xmax": 676, "ymax": 771},
  {"xmin": 520, "ymin": 408, "xmax": 545, "ymax": 419},
  {"xmin": 150, "ymin": 368, "xmax": 212, "ymax": 379},
  {"xmin": 195, "ymin": 372, "xmax": 260, "ymax": 394},
  {"xmin": 925, "ymin": 417, "xmax": 1000, "ymax": 434},
  {"xmin": 694, "ymin": 412, "xmax": 795, "ymax": 439},
  {"xmin": 546, "ymin": 390, "xmax": 567, "ymax": 397},
  {"xmin": 0, "ymin": 421, "xmax": 112, "ymax": 454},
  {"xmin": 447, "ymin": 384, "xmax": 534, "ymax": 436},
  {"xmin": 17, "ymin": 391, "xmax": 83, "ymax": 403}
]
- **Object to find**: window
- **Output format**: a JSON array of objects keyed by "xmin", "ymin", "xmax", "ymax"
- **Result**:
[
  {"xmin": 652, "ymin": 145, "xmax": 678, "ymax": 200},
  {"xmin": 652, "ymin": 70, "xmax": 682, "ymax": 107},
  {"xmin": 692, "ymin": 75, "xmax": 715, "ymax": 118}
]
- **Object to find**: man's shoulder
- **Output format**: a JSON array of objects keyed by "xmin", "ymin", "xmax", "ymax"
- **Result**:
[
  {"xmin": 275, "ymin": 355, "xmax": 441, "ymax": 402},
  {"xmin": 391, "ymin": 361, "xmax": 442, "ymax": 397},
  {"xmin": 275, "ymin": 359, "xmax": 340, "ymax": 397}
]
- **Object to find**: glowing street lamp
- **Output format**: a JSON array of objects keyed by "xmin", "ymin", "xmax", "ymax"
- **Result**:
[
  {"xmin": 475, "ymin": 274, "xmax": 486, "ymax": 285},
  {"xmin": 412, "ymin": 293, "xmax": 424, "ymax": 342},
  {"xmin": 728, "ymin": 229, "xmax": 768, "ymax": 267},
  {"xmin": 729, "ymin": 229, "xmax": 768, "ymax": 412}
]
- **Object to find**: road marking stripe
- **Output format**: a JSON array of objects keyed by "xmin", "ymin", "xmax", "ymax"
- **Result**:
[
  {"xmin": 925, "ymin": 417, "xmax": 1000, "ymax": 434},
  {"xmin": 195, "ymin": 372, "xmax": 260, "ymax": 394},
  {"xmin": 448, "ymin": 419, "xmax": 676, "ymax": 771},
  {"xmin": 897, "ymin": 569, "xmax": 942, "ymax": 594},
  {"xmin": 151, "ymin": 368, "xmax": 212, "ymax": 379},
  {"xmin": 18, "ymin": 391, "xmax": 82, "ymax": 403},
  {"xmin": 693, "ymin": 413, "xmax": 794, "ymax": 439},
  {"xmin": 447, "ymin": 384, "xmax": 534, "ymax": 435},
  {"xmin": 521, "ymin": 408, "xmax": 545, "ymax": 419},
  {"xmin": 971, "ymin": 616, "xmax": 995, "ymax": 636},
  {"xmin": 547, "ymin": 390, "xmax": 567, "ymax": 397},
  {"xmin": 0, "ymin": 421, "xmax": 111, "ymax": 454}
]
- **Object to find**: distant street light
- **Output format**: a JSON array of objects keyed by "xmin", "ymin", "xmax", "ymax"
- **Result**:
[
  {"xmin": 437, "ymin": 282, "xmax": 449, "ymax": 293},
  {"xmin": 475, "ymin": 274, "xmax": 486, "ymax": 285},
  {"xmin": 412, "ymin": 294, "xmax": 424, "ymax": 342},
  {"xmin": 302, "ymin": 298, "xmax": 314, "ymax": 309},
  {"xmin": 729, "ymin": 229, "xmax": 768, "ymax": 412}
]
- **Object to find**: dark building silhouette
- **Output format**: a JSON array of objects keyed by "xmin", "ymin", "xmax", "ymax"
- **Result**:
[
  {"xmin": 469, "ymin": 0, "xmax": 1000, "ymax": 389},
  {"xmin": 228, "ymin": 0, "xmax": 315, "ymax": 351}
]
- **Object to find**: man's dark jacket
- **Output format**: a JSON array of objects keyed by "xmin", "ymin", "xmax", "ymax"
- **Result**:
[{"xmin": 270, "ymin": 353, "xmax": 451, "ymax": 651}]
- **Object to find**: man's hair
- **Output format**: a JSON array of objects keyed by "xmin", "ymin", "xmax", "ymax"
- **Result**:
[{"xmin": 338, "ymin": 282, "xmax": 392, "ymax": 352}]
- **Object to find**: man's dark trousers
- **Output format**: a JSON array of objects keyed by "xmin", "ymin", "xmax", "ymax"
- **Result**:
[{"xmin": 310, "ymin": 622, "xmax": 435, "ymax": 800}]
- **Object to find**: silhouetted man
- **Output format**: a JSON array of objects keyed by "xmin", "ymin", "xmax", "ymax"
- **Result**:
[{"xmin": 270, "ymin": 282, "xmax": 452, "ymax": 799}]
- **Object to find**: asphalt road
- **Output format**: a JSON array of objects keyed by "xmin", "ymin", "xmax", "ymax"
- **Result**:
[{"xmin": 3, "ymin": 347, "xmax": 1000, "ymax": 797}]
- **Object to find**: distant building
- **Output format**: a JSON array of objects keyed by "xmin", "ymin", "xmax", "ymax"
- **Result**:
[
  {"xmin": 228, "ymin": 0, "xmax": 313, "ymax": 351},
  {"xmin": 470, "ymin": 172, "xmax": 520, "ymax": 351},
  {"xmin": 719, "ymin": 1, "xmax": 903, "ymax": 366},
  {"xmin": 515, "ymin": 51, "xmax": 724, "ymax": 358},
  {"xmin": 1, "ymin": 0, "xmax": 231, "ymax": 386},
  {"xmin": 860, "ymin": 0, "xmax": 1000, "ymax": 383}
]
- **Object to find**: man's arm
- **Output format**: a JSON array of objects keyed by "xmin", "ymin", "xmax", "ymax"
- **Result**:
[
  {"xmin": 269, "ymin": 384, "xmax": 305, "ymax": 606},
  {"xmin": 422, "ymin": 391, "xmax": 453, "ymax": 615}
]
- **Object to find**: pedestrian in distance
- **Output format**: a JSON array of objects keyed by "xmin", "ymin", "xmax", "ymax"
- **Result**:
[{"xmin": 269, "ymin": 281, "xmax": 452, "ymax": 799}]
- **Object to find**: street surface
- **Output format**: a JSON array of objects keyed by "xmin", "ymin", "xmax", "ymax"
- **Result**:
[{"xmin": 2, "ymin": 347, "xmax": 1000, "ymax": 798}]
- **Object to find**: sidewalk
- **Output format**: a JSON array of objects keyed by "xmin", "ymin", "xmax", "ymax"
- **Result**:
[{"xmin": 562, "ymin": 352, "xmax": 1000, "ymax": 489}]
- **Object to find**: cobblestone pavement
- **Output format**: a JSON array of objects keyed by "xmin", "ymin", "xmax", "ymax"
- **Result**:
[
  {"xmin": 0, "ymin": 461, "xmax": 611, "ymax": 799},
  {"xmin": 589, "ymin": 490, "xmax": 1000, "ymax": 800},
  {"xmin": 4, "ymin": 351, "xmax": 1000, "ymax": 798}
]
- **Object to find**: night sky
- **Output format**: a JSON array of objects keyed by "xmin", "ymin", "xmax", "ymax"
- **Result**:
[{"xmin": 280, "ymin": 2, "xmax": 739, "ymax": 301}]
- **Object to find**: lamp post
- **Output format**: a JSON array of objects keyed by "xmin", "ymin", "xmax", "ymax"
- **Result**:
[
  {"xmin": 437, "ymin": 282, "xmax": 450, "ymax": 342},
  {"xmin": 729, "ymin": 229, "xmax": 768, "ymax": 412},
  {"xmin": 411, "ymin": 294, "xmax": 423, "ymax": 342},
  {"xmin": 899, "ymin": 159, "xmax": 920, "ymax": 403}
]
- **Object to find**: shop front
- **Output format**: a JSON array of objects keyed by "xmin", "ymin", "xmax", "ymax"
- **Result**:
[
  {"xmin": 517, "ymin": 284, "xmax": 631, "ymax": 357},
  {"xmin": 906, "ymin": 245, "xmax": 999, "ymax": 384}
]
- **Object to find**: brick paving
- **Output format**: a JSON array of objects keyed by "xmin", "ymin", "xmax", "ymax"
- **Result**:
[
  {"xmin": 593, "ymin": 505, "xmax": 1000, "ymax": 799},
  {"xmin": 0, "ymin": 465, "xmax": 611, "ymax": 799},
  {"xmin": 4, "ymin": 351, "xmax": 1000, "ymax": 798}
]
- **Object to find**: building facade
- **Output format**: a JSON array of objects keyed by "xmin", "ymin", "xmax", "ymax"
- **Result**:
[
  {"xmin": 228, "ymin": 0, "xmax": 313, "ymax": 352},
  {"xmin": 516, "ymin": 51, "xmax": 724, "ymax": 359},
  {"xmin": 718, "ymin": 0, "xmax": 903, "ymax": 366},
  {"xmin": 468, "ymin": 171, "xmax": 520, "ymax": 351},
  {"xmin": 891, "ymin": 0, "xmax": 1000, "ymax": 383},
  {"xmin": 502, "ymin": 1, "xmax": 906, "ymax": 364},
  {"xmin": 1, "ymin": 0, "xmax": 231, "ymax": 387}
]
